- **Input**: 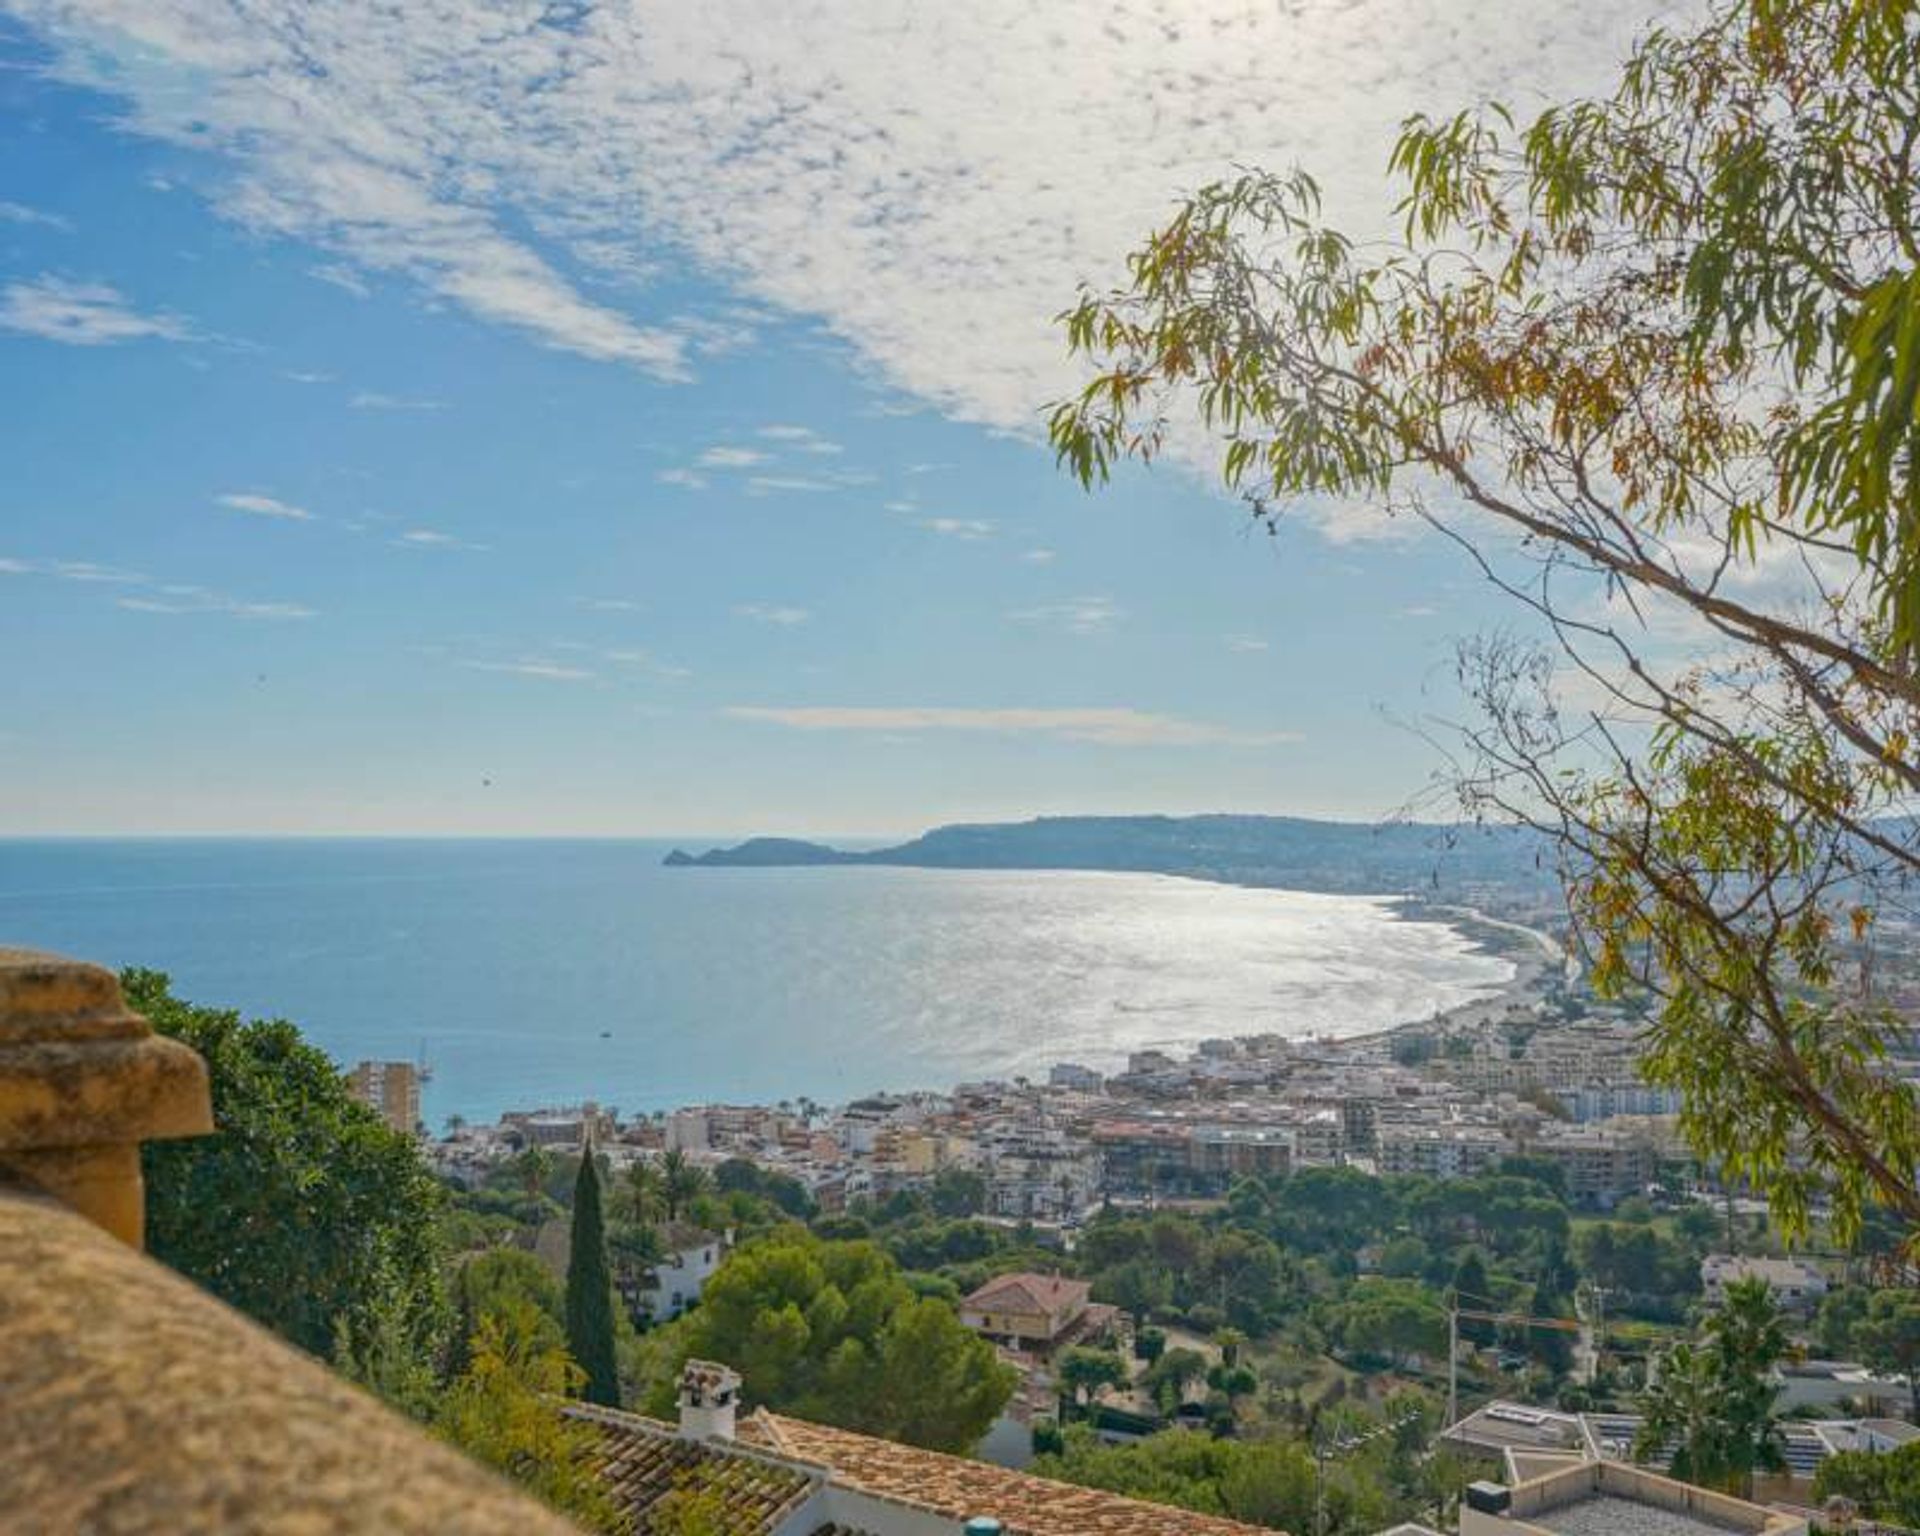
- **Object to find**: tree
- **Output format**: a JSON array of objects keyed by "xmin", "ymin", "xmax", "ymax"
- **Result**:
[
  {"xmin": 128, "ymin": 970, "xmax": 448, "ymax": 1362},
  {"xmin": 661, "ymin": 1149, "xmax": 708, "ymax": 1222},
  {"xmin": 1853, "ymin": 1289, "xmax": 1920, "ymax": 1421},
  {"xmin": 623, "ymin": 1159, "xmax": 666, "ymax": 1226},
  {"xmin": 1142, "ymin": 1347, "xmax": 1209, "ymax": 1413},
  {"xmin": 1815, "ymin": 1440, "xmax": 1920, "ymax": 1528},
  {"xmin": 565, "ymin": 1148, "xmax": 622, "ymax": 1407},
  {"xmin": 512, "ymin": 1144, "xmax": 556, "ymax": 1203},
  {"xmin": 1637, "ymin": 1276, "xmax": 1785, "ymax": 1496},
  {"xmin": 1057, "ymin": 1347, "xmax": 1130, "ymax": 1413},
  {"xmin": 1217, "ymin": 1440, "xmax": 1316, "ymax": 1529},
  {"xmin": 435, "ymin": 1300, "xmax": 627, "ymax": 1534},
  {"xmin": 654, "ymin": 1231, "xmax": 1013, "ymax": 1452},
  {"xmin": 1452, "ymin": 1250, "xmax": 1497, "ymax": 1348},
  {"xmin": 1098, "ymin": 1259, "xmax": 1174, "ymax": 1327},
  {"xmin": 929, "ymin": 1167, "xmax": 988, "ymax": 1218},
  {"xmin": 1050, "ymin": 0, "xmax": 1920, "ymax": 1247},
  {"xmin": 446, "ymin": 1248, "xmax": 567, "ymax": 1382}
]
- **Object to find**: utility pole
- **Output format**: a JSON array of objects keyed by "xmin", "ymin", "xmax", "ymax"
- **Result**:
[{"xmin": 1447, "ymin": 1297, "xmax": 1460, "ymax": 1429}]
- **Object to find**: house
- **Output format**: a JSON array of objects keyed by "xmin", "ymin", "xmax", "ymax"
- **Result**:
[
  {"xmin": 958, "ymin": 1272, "xmax": 1095, "ymax": 1351},
  {"xmin": 570, "ymin": 1359, "xmax": 1269, "ymax": 1536},
  {"xmin": 1700, "ymin": 1254, "xmax": 1829, "ymax": 1312},
  {"xmin": 627, "ymin": 1223, "xmax": 730, "ymax": 1324}
]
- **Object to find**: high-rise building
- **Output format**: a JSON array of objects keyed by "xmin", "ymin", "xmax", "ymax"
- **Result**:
[{"xmin": 347, "ymin": 1060, "xmax": 422, "ymax": 1138}]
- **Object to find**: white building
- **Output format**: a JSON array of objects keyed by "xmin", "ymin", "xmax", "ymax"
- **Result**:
[
  {"xmin": 1700, "ymin": 1254, "xmax": 1829, "ymax": 1313},
  {"xmin": 1047, "ymin": 1062, "xmax": 1104, "ymax": 1093},
  {"xmin": 631, "ymin": 1224, "xmax": 731, "ymax": 1324}
]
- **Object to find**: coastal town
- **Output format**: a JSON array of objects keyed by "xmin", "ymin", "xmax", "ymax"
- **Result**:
[{"xmin": 314, "ymin": 909, "xmax": 1920, "ymax": 1533}]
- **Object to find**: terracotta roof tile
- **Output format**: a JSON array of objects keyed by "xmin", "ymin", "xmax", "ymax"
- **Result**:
[
  {"xmin": 960, "ymin": 1272, "xmax": 1091, "ymax": 1314},
  {"xmin": 742, "ymin": 1411, "xmax": 1271, "ymax": 1536},
  {"xmin": 563, "ymin": 1405, "xmax": 819, "ymax": 1533}
]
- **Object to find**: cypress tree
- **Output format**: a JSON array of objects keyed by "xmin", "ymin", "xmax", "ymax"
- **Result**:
[{"xmin": 565, "ymin": 1145, "xmax": 622, "ymax": 1406}]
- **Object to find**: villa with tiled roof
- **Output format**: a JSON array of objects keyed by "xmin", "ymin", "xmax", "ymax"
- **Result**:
[
  {"xmin": 572, "ymin": 1359, "xmax": 1268, "ymax": 1536},
  {"xmin": 959, "ymin": 1272, "xmax": 1114, "ymax": 1354}
]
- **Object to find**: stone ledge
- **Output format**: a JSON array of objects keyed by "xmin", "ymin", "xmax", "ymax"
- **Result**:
[{"xmin": 0, "ymin": 1181, "xmax": 584, "ymax": 1535}]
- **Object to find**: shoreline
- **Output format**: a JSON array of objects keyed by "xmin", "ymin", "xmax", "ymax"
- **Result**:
[{"xmin": 434, "ymin": 876, "xmax": 1571, "ymax": 1125}]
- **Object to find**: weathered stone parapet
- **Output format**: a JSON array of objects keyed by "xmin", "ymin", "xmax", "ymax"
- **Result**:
[
  {"xmin": 0, "ymin": 1180, "xmax": 585, "ymax": 1535},
  {"xmin": 0, "ymin": 947, "xmax": 212, "ymax": 1245}
]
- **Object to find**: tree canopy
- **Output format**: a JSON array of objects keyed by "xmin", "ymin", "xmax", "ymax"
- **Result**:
[
  {"xmin": 649, "ymin": 1229, "xmax": 1014, "ymax": 1452},
  {"xmin": 129, "ymin": 969, "xmax": 448, "ymax": 1360}
]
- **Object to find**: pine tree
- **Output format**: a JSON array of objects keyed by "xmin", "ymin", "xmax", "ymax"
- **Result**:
[
  {"xmin": 565, "ymin": 1144, "xmax": 622, "ymax": 1407},
  {"xmin": 1452, "ymin": 1249, "xmax": 1496, "ymax": 1349}
]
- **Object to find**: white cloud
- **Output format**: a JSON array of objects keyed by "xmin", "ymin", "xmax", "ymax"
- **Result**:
[
  {"xmin": 745, "ymin": 476, "xmax": 833, "ymax": 495},
  {"xmin": 734, "ymin": 603, "xmax": 811, "ymax": 626},
  {"xmin": 7, "ymin": 554, "xmax": 312, "ymax": 617},
  {"xmin": 218, "ymin": 491, "xmax": 312, "ymax": 521},
  {"xmin": 394, "ymin": 528, "xmax": 485, "ymax": 550},
  {"xmin": 577, "ymin": 597, "xmax": 643, "ymax": 613},
  {"xmin": 1021, "ymin": 548, "xmax": 1056, "ymax": 564},
  {"xmin": 657, "ymin": 467, "xmax": 709, "ymax": 491},
  {"xmin": 923, "ymin": 517, "xmax": 994, "ymax": 539},
  {"xmin": 0, "ymin": 201, "xmax": 72, "ymax": 230},
  {"xmin": 51, "ymin": 559, "xmax": 144, "ymax": 583},
  {"xmin": 308, "ymin": 262, "xmax": 370, "ymax": 297},
  {"xmin": 725, "ymin": 705, "xmax": 1296, "ymax": 747},
  {"xmin": 1225, "ymin": 635, "xmax": 1270, "ymax": 652},
  {"xmin": 350, "ymin": 391, "xmax": 447, "ymax": 411},
  {"xmin": 228, "ymin": 600, "xmax": 317, "ymax": 619},
  {"xmin": 697, "ymin": 445, "xmax": 769, "ymax": 469},
  {"xmin": 464, "ymin": 658, "xmax": 593, "ymax": 681},
  {"xmin": 1010, "ymin": 595, "xmax": 1121, "ymax": 635},
  {"xmin": 10, "ymin": 0, "xmax": 1648, "ymax": 512},
  {"xmin": 119, "ymin": 593, "xmax": 317, "ymax": 619},
  {"xmin": 0, "ymin": 275, "xmax": 190, "ymax": 345},
  {"xmin": 282, "ymin": 369, "xmax": 334, "ymax": 384},
  {"xmin": 758, "ymin": 424, "xmax": 842, "ymax": 454}
]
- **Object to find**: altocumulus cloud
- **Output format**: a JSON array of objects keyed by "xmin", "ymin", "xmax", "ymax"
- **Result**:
[
  {"xmin": 0, "ymin": 275, "xmax": 189, "ymax": 345},
  {"xmin": 724, "ymin": 705, "xmax": 1297, "ymax": 748},
  {"xmin": 13, "ymin": 0, "xmax": 1646, "ymax": 457}
]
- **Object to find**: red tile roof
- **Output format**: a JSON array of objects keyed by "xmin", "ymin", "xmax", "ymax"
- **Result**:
[
  {"xmin": 960, "ymin": 1272, "xmax": 1090, "ymax": 1315},
  {"xmin": 741, "ymin": 1411, "xmax": 1269, "ymax": 1536},
  {"xmin": 563, "ymin": 1405, "xmax": 818, "ymax": 1533}
]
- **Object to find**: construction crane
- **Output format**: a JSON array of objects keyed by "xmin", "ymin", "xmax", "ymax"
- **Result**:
[{"xmin": 1444, "ymin": 1294, "xmax": 1584, "ymax": 1428}]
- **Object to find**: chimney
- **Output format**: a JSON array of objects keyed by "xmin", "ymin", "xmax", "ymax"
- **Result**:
[
  {"xmin": 0, "ymin": 948, "xmax": 212, "ymax": 1246},
  {"xmin": 677, "ymin": 1358, "xmax": 741, "ymax": 1442}
]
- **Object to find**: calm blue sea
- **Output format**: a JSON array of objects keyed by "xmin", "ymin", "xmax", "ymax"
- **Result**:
[{"xmin": 0, "ymin": 839, "xmax": 1513, "ymax": 1125}]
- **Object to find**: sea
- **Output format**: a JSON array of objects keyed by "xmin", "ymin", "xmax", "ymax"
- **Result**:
[{"xmin": 0, "ymin": 838, "xmax": 1515, "ymax": 1127}]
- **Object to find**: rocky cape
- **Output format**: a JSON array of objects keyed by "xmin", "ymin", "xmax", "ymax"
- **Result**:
[{"xmin": 663, "ymin": 814, "xmax": 1550, "ymax": 900}]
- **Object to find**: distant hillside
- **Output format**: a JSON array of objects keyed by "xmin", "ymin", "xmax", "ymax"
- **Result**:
[{"xmin": 664, "ymin": 814, "xmax": 1553, "ymax": 898}]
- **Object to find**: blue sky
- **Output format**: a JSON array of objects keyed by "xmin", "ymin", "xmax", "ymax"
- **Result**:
[{"xmin": 0, "ymin": 2, "xmax": 1658, "ymax": 836}]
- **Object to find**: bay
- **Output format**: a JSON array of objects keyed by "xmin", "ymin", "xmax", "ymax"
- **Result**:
[{"xmin": 0, "ymin": 838, "xmax": 1514, "ymax": 1125}]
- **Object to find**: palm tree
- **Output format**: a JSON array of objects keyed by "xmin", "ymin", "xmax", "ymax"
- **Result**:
[
  {"xmin": 660, "ymin": 1148, "xmax": 708, "ymax": 1223},
  {"xmin": 623, "ymin": 1160, "xmax": 666, "ymax": 1226},
  {"xmin": 511, "ymin": 1143, "xmax": 554, "ymax": 1201},
  {"xmin": 1637, "ymin": 1277, "xmax": 1786, "ymax": 1498}
]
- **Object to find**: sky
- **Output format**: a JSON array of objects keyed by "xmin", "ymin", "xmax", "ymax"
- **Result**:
[{"xmin": 0, "ymin": 0, "xmax": 1665, "ymax": 838}]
